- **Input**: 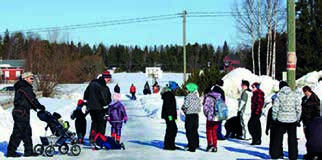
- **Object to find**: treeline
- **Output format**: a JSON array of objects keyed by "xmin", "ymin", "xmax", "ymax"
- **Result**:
[{"xmin": 0, "ymin": 31, "xmax": 234, "ymax": 83}]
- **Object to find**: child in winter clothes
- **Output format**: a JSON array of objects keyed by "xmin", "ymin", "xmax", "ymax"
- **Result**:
[
  {"xmin": 107, "ymin": 94, "xmax": 128, "ymax": 143},
  {"xmin": 203, "ymin": 90, "xmax": 222, "ymax": 152},
  {"xmin": 71, "ymin": 99, "xmax": 89, "ymax": 144},
  {"xmin": 182, "ymin": 83, "xmax": 202, "ymax": 152}
]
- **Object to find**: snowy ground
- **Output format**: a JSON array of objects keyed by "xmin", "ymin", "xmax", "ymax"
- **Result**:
[{"xmin": 0, "ymin": 68, "xmax": 321, "ymax": 160}]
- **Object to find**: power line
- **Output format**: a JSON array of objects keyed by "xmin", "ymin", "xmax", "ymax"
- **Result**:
[{"xmin": 1, "ymin": 11, "xmax": 283, "ymax": 35}]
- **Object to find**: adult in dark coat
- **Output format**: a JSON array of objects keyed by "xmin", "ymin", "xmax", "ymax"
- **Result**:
[
  {"xmin": 7, "ymin": 72, "xmax": 45, "ymax": 157},
  {"xmin": 71, "ymin": 99, "xmax": 89, "ymax": 144},
  {"xmin": 300, "ymin": 85, "xmax": 320, "ymax": 157},
  {"xmin": 161, "ymin": 81, "xmax": 179, "ymax": 150},
  {"xmin": 83, "ymin": 71, "xmax": 112, "ymax": 142},
  {"xmin": 306, "ymin": 117, "xmax": 322, "ymax": 160},
  {"xmin": 143, "ymin": 81, "xmax": 151, "ymax": 95},
  {"xmin": 212, "ymin": 79, "xmax": 226, "ymax": 140}
]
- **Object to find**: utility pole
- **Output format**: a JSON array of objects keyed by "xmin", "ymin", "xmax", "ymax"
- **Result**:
[
  {"xmin": 183, "ymin": 10, "xmax": 187, "ymax": 82},
  {"xmin": 287, "ymin": 0, "xmax": 296, "ymax": 89}
]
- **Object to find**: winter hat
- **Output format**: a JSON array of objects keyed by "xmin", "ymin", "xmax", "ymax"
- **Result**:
[
  {"xmin": 279, "ymin": 81, "xmax": 288, "ymax": 90},
  {"xmin": 22, "ymin": 72, "xmax": 33, "ymax": 79},
  {"xmin": 102, "ymin": 70, "xmax": 112, "ymax": 78},
  {"xmin": 252, "ymin": 82, "xmax": 260, "ymax": 89},
  {"xmin": 77, "ymin": 99, "xmax": 83, "ymax": 106},
  {"xmin": 168, "ymin": 81, "xmax": 179, "ymax": 91},
  {"xmin": 215, "ymin": 79, "xmax": 224, "ymax": 86},
  {"xmin": 185, "ymin": 83, "xmax": 198, "ymax": 93}
]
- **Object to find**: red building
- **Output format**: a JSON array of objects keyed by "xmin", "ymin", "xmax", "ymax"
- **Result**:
[
  {"xmin": 1, "ymin": 67, "xmax": 24, "ymax": 81},
  {"xmin": 0, "ymin": 59, "xmax": 25, "ymax": 82},
  {"xmin": 223, "ymin": 55, "xmax": 242, "ymax": 72}
]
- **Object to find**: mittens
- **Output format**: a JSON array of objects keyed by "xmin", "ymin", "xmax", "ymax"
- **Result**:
[{"xmin": 168, "ymin": 116, "xmax": 173, "ymax": 121}]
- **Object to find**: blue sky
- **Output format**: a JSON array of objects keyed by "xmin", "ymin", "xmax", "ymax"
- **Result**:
[{"xmin": 0, "ymin": 0, "xmax": 239, "ymax": 47}]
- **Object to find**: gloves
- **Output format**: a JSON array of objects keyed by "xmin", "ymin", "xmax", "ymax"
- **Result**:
[
  {"xmin": 39, "ymin": 105, "xmax": 46, "ymax": 111},
  {"xmin": 123, "ymin": 116, "xmax": 128, "ymax": 124},
  {"xmin": 265, "ymin": 129, "xmax": 269, "ymax": 136},
  {"xmin": 168, "ymin": 116, "xmax": 173, "ymax": 121}
]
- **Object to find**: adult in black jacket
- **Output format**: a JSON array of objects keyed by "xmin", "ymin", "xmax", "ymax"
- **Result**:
[
  {"xmin": 300, "ymin": 85, "xmax": 320, "ymax": 158},
  {"xmin": 7, "ymin": 72, "xmax": 45, "ymax": 157},
  {"xmin": 161, "ymin": 81, "xmax": 179, "ymax": 150},
  {"xmin": 83, "ymin": 71, "xmax": 112, "ymax": 142}
]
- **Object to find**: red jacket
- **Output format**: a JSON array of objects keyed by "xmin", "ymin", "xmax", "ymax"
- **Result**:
[
  {"xmin": 130, "ymin": 86, "xmax": 136, "ymax": 93},
  {"xmin": 251, "ymin": 89, "xmax": 265, "ymax": 115}
]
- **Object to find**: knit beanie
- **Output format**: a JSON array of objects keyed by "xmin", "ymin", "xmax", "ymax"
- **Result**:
[
  {"xmin": 77, "ymin": 99, "xmax": 83, "ymax": 106},
  {"xmin": 22, "ymin": 72, "xmax": 33, "ymax": 79},
  {"xmin": 102, "ymin": 70, "xmax": 112, "ymax": 78}
]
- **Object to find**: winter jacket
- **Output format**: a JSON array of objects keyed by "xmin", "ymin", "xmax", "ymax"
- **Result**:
[
  {"xmin": 301, "ymin": 92, "xmax": 320, "ymax": 126},
  {"xmin": 272, "ymin": 86, "xmax": 301, "ymax": 123},
  {"xmin": 13, "ymin": 79, "xmax": 44, "ymax": 122},
  {"xmin": 182, "ymin": 91, "xmax": 202, "ymax": 115},
  {"xmin": 71, "ymin": 106, "xmax": 88, "ymax": 120},
  {"xmin": 238, "ymin": 89, "xmax": 252, "ymax": 115},
  {"xmin": 161, "ymin": 90, "xmax": 177, "ymax": 120},
  {"xmin": 306, "ymin": 117, "xmax": 322, "ymax": 153},
  {"xmin": 251, "ymin": 89, "xmax": 265, "ymax": 115},
  {"xmin": 130, "ymin": 85, "xmax": 136, "ymax": 93},
  {"xmin": 108, "ymin": 101, "xmax": 127, "ymax": 122},
  {"xmin": 203, "ymin": 92, "xmax": 218, "ymax": 121},
  {"xmin": 83, "ymin": 77, "xmax": 112, "ymax": 111}
]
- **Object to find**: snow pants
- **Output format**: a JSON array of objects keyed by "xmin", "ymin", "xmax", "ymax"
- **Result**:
[
  {"xmin": 248, "ymin": 114, "xmax": 262, "ymax": 143},
  {"xmin": 110, "ymin": 122, "xmax": 123, "ymax": 141},
  {"xmin": 185, "ymin": 114, "xmax": 199, "ymax": 150},
  {"xmin": 206, "ymin": 121, "xmax": 219, "ymax": 147},
  {"xmin": 7, "ymin": 111, "xmax": 33, "ymax": 155},
  {"xmin": 75, "ymin": 118, "xmax": 87, "ymax": 141},
  {"xmin": 164, "ymin": 119, "xmax": 178, "ymax": 149},
  {"xmin": 270, "ymin": 121, "xmax": 298, "ymax": 160},
  {"xmin": 89, "ymin": 109, "xmax": 107, "ymax": 141}
]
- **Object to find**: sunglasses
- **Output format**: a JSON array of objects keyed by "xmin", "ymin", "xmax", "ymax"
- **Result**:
[{"xmin": 29, "ymin": 77, "xmax": 34, "ymax": 80}]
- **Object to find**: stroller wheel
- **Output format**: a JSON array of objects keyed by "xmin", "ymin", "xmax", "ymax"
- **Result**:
[
  {"xmin": 34, "ymin": 144, "xmax": 44, "ymax": 155},
  {"xmin": 58, "ymin": 143, "xmax": 69, "ymax": 154},
  {"xmin": 71, "ymin": 144, "xmax": 81, "ymax": 156},
  {"xmin": 45, "ymin": 146, "xmax": 55, "ymax": 157}
]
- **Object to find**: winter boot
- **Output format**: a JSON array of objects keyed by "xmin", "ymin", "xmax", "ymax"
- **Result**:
[
  {"xmin": 212, "ymin": 147, "xmax": 217, "ymax": 152},
  {"xmin": 206, "ymin": 145, "xmax": 213, "ymax": 152},
  {"xmin": 6, "ymin": 152, "xmax": 21, "ymax": 158}
]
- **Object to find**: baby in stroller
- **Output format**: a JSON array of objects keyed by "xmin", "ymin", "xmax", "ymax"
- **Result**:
[{"xmin": 34, "ymin": 110, "xmax": 81, "ymax": 157}]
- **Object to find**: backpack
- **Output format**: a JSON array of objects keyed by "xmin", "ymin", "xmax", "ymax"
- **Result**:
[{"xmin": 215, "ymin": 98, "xmax": 228, "ymax": 121}]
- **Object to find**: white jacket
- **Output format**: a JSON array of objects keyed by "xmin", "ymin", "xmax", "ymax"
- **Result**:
[{"xmin": 272, "ymin": 86, "xmax": 301, "ymax": 123}]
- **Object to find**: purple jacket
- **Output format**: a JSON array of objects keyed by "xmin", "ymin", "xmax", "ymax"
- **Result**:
[
  {"xmin": 108, "ymin": 101, "xmax": 127, "ymax": 123},
  {"xmin": 203, "ymin": 92, "xmax": 222, "ymax": 121}
]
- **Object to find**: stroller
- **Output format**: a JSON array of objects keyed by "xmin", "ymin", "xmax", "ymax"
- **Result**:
[{"xmin": 33, "ymin": 110, "xmax": 81, "ymax": 157}]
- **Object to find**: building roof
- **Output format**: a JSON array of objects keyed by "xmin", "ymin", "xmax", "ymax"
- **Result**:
[{"xmin": 0, "ymin": 60, "xmax": 25, "ymax": 68}]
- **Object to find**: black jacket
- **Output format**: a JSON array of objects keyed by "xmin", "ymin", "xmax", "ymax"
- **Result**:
[
  {"xmin": 161, "ymin": 91, "xmax": 177, "ymax": 120},
  {"xmin": 83, "ymin": 77, "xmax": 112, "ymax": 111},
  {"xmin": 13, "ymin": 79, "xmax": 43, "ymax": 121},
  {"xmin": 301, "ymin": 93, "xmax": 320, "ymax": 125}
]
